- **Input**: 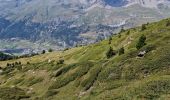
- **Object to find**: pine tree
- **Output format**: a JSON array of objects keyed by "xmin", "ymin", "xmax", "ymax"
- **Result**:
[
  {"xmin": 106, "ymin": 47, "xmax": 116, "ymax": 59},
  {"xmin": 141, "ymin": 24, "xmax": 146, "ymax": 31},
  {"xmin": 48, "ymin": 48, "xmax": 53, "ymax": 52},
  {"xmin": 136, "ymin": 34, "xmax": 146, "ymax": 50},
  {"xmin": 42, "ymin": 50, "xmax": 46, "ymax": 54}
]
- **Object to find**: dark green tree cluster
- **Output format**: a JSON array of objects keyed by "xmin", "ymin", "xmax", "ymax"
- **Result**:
[
  {"xmin": 6, "ymin": 61, "xmax": 22, "ymax": 67},
  {"xmin": 141, "ymin": 24, "xmax": 147, "ymax": 31},
  {"xmin": 118, "ymin": 47, "xmax": 125, "ymax": 55},
  {"xmin": 48, "ymin": 48, "xmax": 53, "ymax": 52},
  {"xmin": 136, "ymin": 34, "xmax": 146, "ymax": 50},
  {"xmin": 106, "ymin": 47, "xmax": 116, "ymax": 59},
  {"xmin": 42, "ymin": 50, "xmax": 46, "ymax": 54}
]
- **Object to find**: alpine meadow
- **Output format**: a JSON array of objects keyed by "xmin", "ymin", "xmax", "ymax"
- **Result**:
[{"xmin": 0, "ymin": 0, "xmax": 170, "ymax": 100}]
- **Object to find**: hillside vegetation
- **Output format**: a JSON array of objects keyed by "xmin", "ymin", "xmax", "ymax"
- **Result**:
[{"xmin": 0, "ymin": 18, "xmax": 170, "ymax": 100}]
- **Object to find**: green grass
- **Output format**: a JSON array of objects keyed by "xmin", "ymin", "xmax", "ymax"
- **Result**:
[
  {"xmin": 0, "ymin": 87, "xmax": 30, "ymax": 100},
  {"xmin": 81, "ymin": 64, "xmax": 102, "ymax": 91},
  {"xmin": 0, "ymin": 18, "xmax": 170, "ymax": 99},
  {"xmin": 49, "ymin": 61, "xmax": 93, "ymax": 90}
]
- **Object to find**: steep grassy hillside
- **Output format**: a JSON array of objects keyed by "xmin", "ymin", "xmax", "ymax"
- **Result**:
[{"xmin": 0, "ymin": 18, "xmax": 170, "ymax": 100}]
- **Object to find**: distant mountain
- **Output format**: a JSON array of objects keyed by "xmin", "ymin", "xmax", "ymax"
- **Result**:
[{"xmin": 0, "ymin": 0, "xmax": 170, "ymax": 54}]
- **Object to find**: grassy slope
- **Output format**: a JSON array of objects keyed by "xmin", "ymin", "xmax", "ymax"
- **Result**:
[{"xmin": 0, "ymin": 18, "xmax": 170, "ymax": 100}]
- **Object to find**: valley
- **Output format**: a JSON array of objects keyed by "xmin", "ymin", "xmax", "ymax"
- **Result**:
[{"xmin": 1, "ymin": 0, "xmax": 170, "ymax": 54}]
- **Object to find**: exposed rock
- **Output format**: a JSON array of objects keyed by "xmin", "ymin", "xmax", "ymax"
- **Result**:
[{"xmin": 138, "ymin": 51, "xmax": 146, "ymax": 57}]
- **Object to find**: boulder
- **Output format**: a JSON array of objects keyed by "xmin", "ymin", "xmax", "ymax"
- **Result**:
[{"xmin": 138, "ymin": 51, "xmax": 146, "ymax": 57}]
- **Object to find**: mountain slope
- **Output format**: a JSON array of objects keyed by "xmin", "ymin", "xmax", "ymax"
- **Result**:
[
  {"xmin": 0, "ymin": 18, "xmax": 170, "ymax": 100},
  {"xmin": 1, "ymin": 0, "xmax": 170, "ymax": 54}
]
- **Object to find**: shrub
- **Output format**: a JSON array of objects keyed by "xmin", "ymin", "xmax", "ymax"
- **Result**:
[
  {"xmin": 141, "ymin": 24, "xmax": 146, "ymax": 31},
  {"xmin": 7, "ymin": 63, "xmax": 10, "ymax": 67},
  {"xmin": 118, "ymin": 47, "xmax": 125, "ymax": 55},
  {"xmin": 27, "ymin": 62, "xmax": 30, "ymax": 65},
  {"xmin": 136, "ymin": 34, "xmax": 146, "ymax": 50},
  {"xmin": 15, "ymin": 62, "xmax": 19, "ymax": 65},
  {"xmin": 106, "ymin": 47, "xmax": 116, "ymax": 59},
  {"xmin": 18, "ymin": 61, "xmax": 21, "ymax": 65},
  {"xmin": 48, "ymin": 48, "xmax": 53, "ymax": 52},
  {"xmin": 42, "ymin": 50, "xmax": 46, "ymax": 54}
]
